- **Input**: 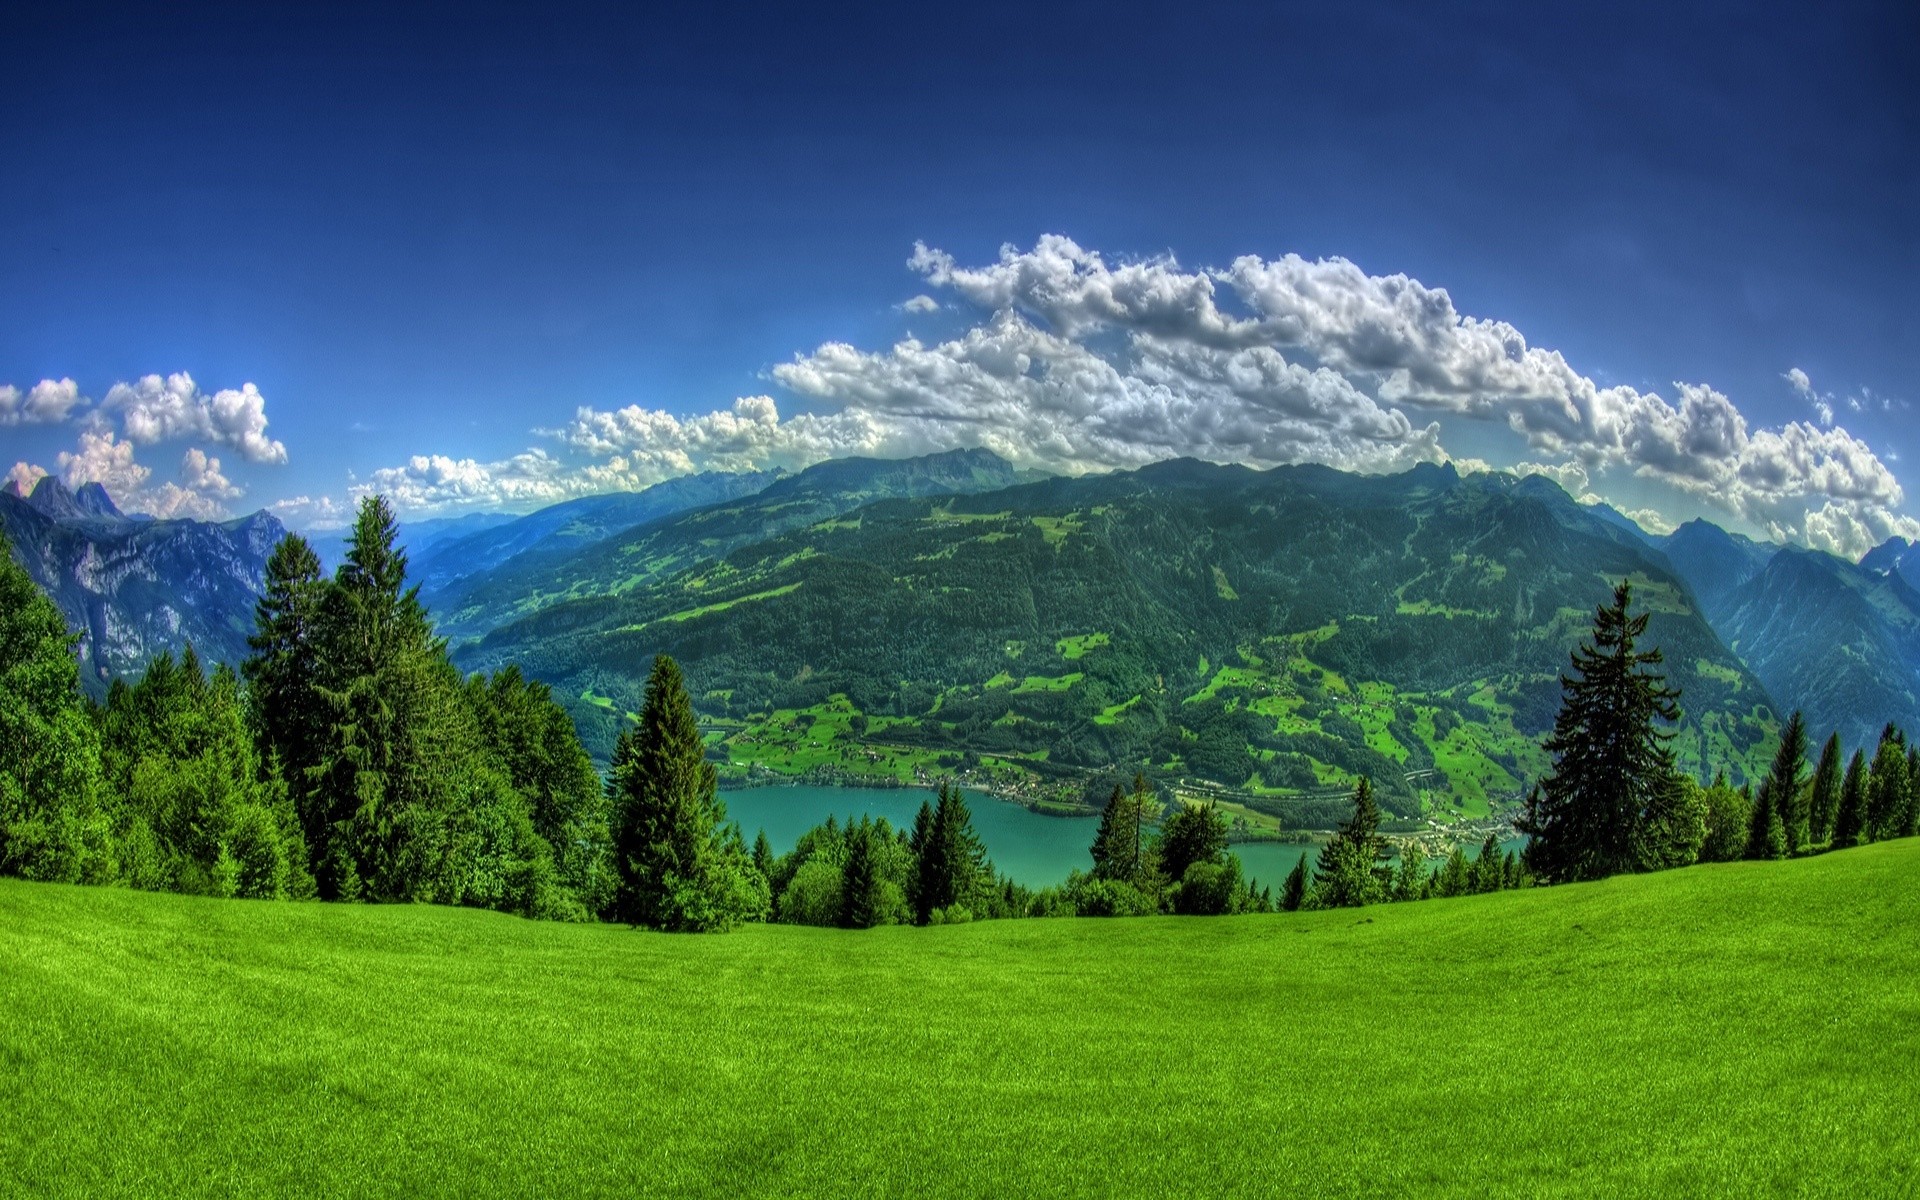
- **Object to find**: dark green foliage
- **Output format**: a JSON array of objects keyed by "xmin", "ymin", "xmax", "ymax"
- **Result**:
[
  {"xmin": 1170, "ymin": 855, "xmax": 1246, "ymax": 916},
  {"xmin": 1746, "ymin": 783, "xmax": 1787, "ymax": 860},
  {"xmin": 609, "ymin": 654, "xmax": 765, "ymax": 930},
  {"xmin": 1434, "ymin": 846, "xmax": 1471, "ymax": 898},
  {"xmin": 244, "ymin": 534, "xmax": 328, "ymax": 855},
  {"xmin": 467, "ymin": 665, "xmax": 612, "ymax": 914},
  {"xmin": 1157, "ymin": 800, "xmax": 1229, "ymax": 888},
  {"xmin": 1089, "ymin": 774, "xmax": 1156, "ymax": 886},
  {"xmin": 455, "ymin": 461, "xmax": 1769, "ymax": 803},
  {"xmin": 1520, "ymin": 582, "xmax": 1688, "ymax": 882},
  {"xmin": 1313, "ymin": 778, "xmax": 1387, "ymax": 908},
  {"xmin": 1758, "ymin": 712, "xmax": 1810, "ymax": 854},
  {"xmin": 1468, "ymin": 835, "xmax": 1504, "ymax": 894},
  {"xmin": 1280, "ymin": 854, "xmax": 1308, "ymax": 912},
  {"xmin": 1807, "ymin": 733, "xmax": 1843, "ymax": 847},
  {"xmin": 100, "ymin": 649, "xmax": 312, "ymax": 899},
  {"xmin": 0, "ymin": 530, "xmax": 110, "ymax": 883},
  {"xmin": 1696, "ymin": 775, "xmax": 1751, "ymax": 863},
  {"xmin": 1393, "ymin": 846, "xmax": 1429, "ymax": 901},
  {"xmin": 911, "ymin": 782, "xmax": 990, "ymax": 924},
  {"xmin": 1865, "ymin": 728, "xmax": 1909, "ymax": 843},
  {"xmin": 1833, "ymin": 751, "xmax": 1869, "ymax": 849}
]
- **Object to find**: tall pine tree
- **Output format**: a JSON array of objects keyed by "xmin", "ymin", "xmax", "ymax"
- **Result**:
[
  {"xmin": 1807, "ymin": 732, "xmax": 1843, "ymax": 848},
  {"xmin": 1519, "ymin": 581, "xmax": 1686, "ymax": 882},
  {"xmin": 1314, "ymin": 777, "xmax": 1387, "ymax": 907},
  {"xmin": 1758, "ymin": 712, "xmax": 1810, "ymax": 854},
  {"xmin": 243, "ymin": 533, "xmax": 328, "ymax": 857},
  {"xmin": 1833, "ymin": 750, "xmax": 1869, "ymax": 849},
  {"xmin": 1865, "ymin": 727, "xmax": 1909, "ymax": 843},
  {"xmin": 608, "ymin": 654, "xmax": 762, "ymax": 931}
]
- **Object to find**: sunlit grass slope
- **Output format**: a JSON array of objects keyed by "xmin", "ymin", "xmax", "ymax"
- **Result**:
[{"xmin": 4, "ymin": 843, "xmax": 1917, "ymax": 1198}]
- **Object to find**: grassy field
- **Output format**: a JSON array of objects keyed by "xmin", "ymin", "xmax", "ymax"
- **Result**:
[{"xmin": 3, "ymin": 844, "xmax": 1917, "ymax": 1197}]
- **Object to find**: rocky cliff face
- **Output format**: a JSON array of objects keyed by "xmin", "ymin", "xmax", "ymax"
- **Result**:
[{"xmin": 0, "ymin": 477, "xmax": 284, "ymax": 691}]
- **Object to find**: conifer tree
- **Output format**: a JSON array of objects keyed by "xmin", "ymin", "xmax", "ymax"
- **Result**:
[
  {"xmin": 0, "ymin": 530, "xmax": 110, "ymax": 883},
  {"xmin": 1469, "ymin": 834, "xmax": 1503, "ymax": 893},
  {"xmin": 608, "ymin": 654, "xmax": 761, "ymax": 930},
  {"xmin": 1089, "ymin": 783, "xmax": 1139, "ymax": 882},
  {"xmin": 1280, "ymin": 853, "xmax": 1308, "ymax": 912},
  {"xmin": 1866, "ymin": 728, "xmax": 1909, "ymax": 842},
  {"xmin": 1746, "ymin": 783, "xmax": 1787, "ymax": 860},
  {"xmin": 912, "ymin": 781, "xmax": 988, "ymax": 923},
  {"xmin": 839, "ymin": 820, "xmax": 883, "ymax": 929},
  {"xmin": 1436, "ymin": 846, "xmax": 1471, "ymax": 898},
  {"xmin": 244, "ymin": 533, "xmax": 328, "ymax": 852},
  {"xmin": 1807, "ymin": 733, "xmax": 1843, "ymax": 847},
  {"xmin": 1519, "ymin": 582, "xmax": 1686, "ymax": 882},
  {"xmin": 1313, "ymin": 777, "xmax": 1386, "ymax": 907},
  {"xmin": 1098, "ymin": 771, "xmax": 1152, "ymax": 883},
  {"xmin": 1833, "ymin": 750, "xmax": 1869, "ymax": 849},
  {"xmin": 752, "ymin": 829, "xmax": 774, "ymax": 881},
  {"xmin": 1759, "ymin": 712, "xmax": 1810, "ymax": 853},
  {"xmin": 1393, "ymin": 843, "xmax": 1428, "ymax": 901}
]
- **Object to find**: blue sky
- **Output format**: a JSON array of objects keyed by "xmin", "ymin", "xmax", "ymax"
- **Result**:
[{"xmin": 1, "ymin": 1, "xmax": 1914, "ymax": 553}]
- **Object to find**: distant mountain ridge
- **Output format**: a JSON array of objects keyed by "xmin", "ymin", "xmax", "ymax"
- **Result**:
[
  {"xmin": 454, "ymin": 453, "xmax": 1778, "ymax": 818},
  {"xmin": 430, "ymin": 449, "xmax": 1033, "ymax": 637},
  {"xmin": 1654, "ymin": 520, "xmax": 1920, "ymax": 751},
  {"xmin": 0, "ymin": 477, "xmax": 284, "ymax": 689}
]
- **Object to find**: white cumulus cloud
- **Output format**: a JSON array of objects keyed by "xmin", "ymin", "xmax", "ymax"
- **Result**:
[
  {"xmin": 351, "ymin": 236, "xmax": 1916, "ymax": 558},
  {"xmin": 6, "ymin": 461, "xmax": 50, "ymax": 494},
  {"xmin": 0, "ymin": 378, "xmax": 84, "ymax": 426},
  {"xmin": 104, "ymin": 372, "xmax": 288, "ymax": 464}
]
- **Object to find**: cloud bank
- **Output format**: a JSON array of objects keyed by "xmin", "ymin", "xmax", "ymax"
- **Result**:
[
  {"xmin": 347, "ymin": 235, "xmax": 1917, "ymax": 557},
  {"xmin": 3, "ymin": 372, "xmax": 288, "ymax": 519}
]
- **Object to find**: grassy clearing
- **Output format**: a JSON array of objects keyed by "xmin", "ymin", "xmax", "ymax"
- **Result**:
[{"xmin": 4, "ymin": 844, "xmax": 1917, "ymax": 1196}]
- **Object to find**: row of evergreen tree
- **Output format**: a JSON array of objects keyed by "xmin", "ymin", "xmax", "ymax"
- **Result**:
[
  {"xmin": 7, "ymin": 536, "xmax": 1915, "ymax": 931},
  {"xmin": 1518, "ymin": 582, "xmax": 1919, "ymax": 884}
]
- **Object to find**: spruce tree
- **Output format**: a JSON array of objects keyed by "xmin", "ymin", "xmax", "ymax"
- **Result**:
[
  {"xmin": 1865, "ymin": 728, "xmax": 1909, "ymax": 842},
  {"xmin": 1280, "ymin": 853, "xmax": 1308, "ymax": 912},
  {"xmin": 1759, "ymin": 712, "xmax": 1810, "ymax": 854},
  {"xmin": 243, "ymin": 533, "xmax": 328, "ymax": 855},
  {"xmin": 1833, "ymin": 750, "xmax": 1869, "ymax": 849},
  {"xmin": 1436, "ymin": 846, "xmax": 1471, "ymax": 898},
  {"xmin": 839, "ymin": 820, "xmax": 882, "ymax": 929},
  {"xmin": 1089, "ymin": 783, "xmax": 1128, "ymax": 880},
  {"xmin": 1313, "ymin": 777, "xmax": 1386, "ymax": 908},
  {"xmin": 608, "ymin": 653, "xmax": 759, "ymax": 931},
  {"xmin": 1519, "ymin": 581, "xmax": 1685, "ymax": 882},
  {"xmin": 1746, "ymin": 782, "xmax": 1787, "ymax": 860},
  {"xmin": 1807, "ymin": 733, "xmax": 1843, "ymax": 847},
  {"xmin": 912, "ymin": 781, "xmax": 988, "ymax": 923},
  {"xmin": 1469, "ymin": 834, "xmax": 1503, "ymax": 894},
  {"xmin": 1392, "ymin": 843, "xmax": 1428, "ymax": 901}
]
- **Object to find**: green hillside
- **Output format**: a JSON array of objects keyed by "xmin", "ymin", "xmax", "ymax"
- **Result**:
[
  {"xmin": 3, "ymin": 842, "xmax": 1914, "ymax": 1196},
  {"xmin": 459, "ymin": 459, "xmax": 1778, "ymax": 820}
]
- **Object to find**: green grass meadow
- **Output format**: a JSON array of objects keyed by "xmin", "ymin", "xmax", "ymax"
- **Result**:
[{"xmin": 4, "ymin": 843, "xmax": 1918, "ymax": 1197}]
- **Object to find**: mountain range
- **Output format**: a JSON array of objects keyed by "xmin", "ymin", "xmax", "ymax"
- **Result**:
[
  {"xmin": 12, "ymin": 450, "xmax": 1920, "ymax": 822},
  {"xmin": 0, "ymin": 476, "xmax": 284, "ymax": 690}
]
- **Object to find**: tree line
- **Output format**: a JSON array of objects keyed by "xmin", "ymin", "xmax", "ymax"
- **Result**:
[{"xmin": 4, "ymin": 522, "xmax": 1914, "ymax": 931}]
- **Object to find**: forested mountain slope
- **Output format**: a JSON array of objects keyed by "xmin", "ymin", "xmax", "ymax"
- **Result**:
[
  {"xmin": 1658, "ymin": 521, "xmax": 1920, "ymax": 752},
  {"xmin": 431, "ymin": 448, "xmax": 1031, "ymax": 637},
  {"xmin": 413, "ymin": 468, "xmax": 786, "ymax": 603},
  {"xmin": 456, "ymin": 459, "xmax": 1777, "ymax": 819},
  {"xmin": 0, "ymin": 477, "xmax": 282, "ymax": 691},
  {"xmin": 1709, "ymin": 547, "xmax": 1920, "ymax": 751}
]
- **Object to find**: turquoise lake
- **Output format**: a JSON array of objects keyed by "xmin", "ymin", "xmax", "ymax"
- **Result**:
[{"xmin": 721, "ymin": 784, "xmax": 1317, "ymax": 888}]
